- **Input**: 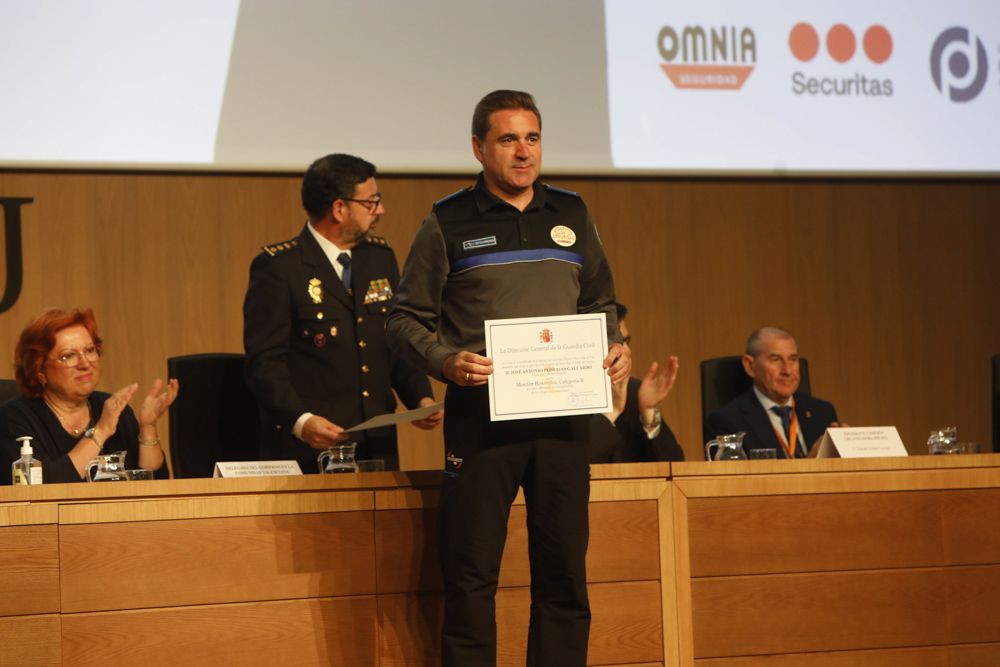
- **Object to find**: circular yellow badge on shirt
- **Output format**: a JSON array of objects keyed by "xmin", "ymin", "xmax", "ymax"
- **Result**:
[{"xmin": 550, "ymin": 225, "xmax": 576, "ymax": 247}]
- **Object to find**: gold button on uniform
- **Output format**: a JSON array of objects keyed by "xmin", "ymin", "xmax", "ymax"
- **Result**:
[
  {"xmin": 362, "ymin": 390, "xmax": 370, "ymax": 398},
  {"xmin": 356, "ymin": 316, "xmax": 364, "ymax": 324},
  {"xmin": 361, "ymin": 365, "xmax": 370, "ymax": 373},
  {"xmin": 316, "ymin": 312, "xmax": 324, "ymax": 320},
  {"xmin": 358, "ymin": 340, "xmax": 367, "ymax": 348}
]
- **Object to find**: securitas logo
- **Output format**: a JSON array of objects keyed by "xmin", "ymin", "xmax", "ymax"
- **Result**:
[
  {"xmin": 930, "ymin": 27, "xmax": 988, "ymax": 102},
  {"xmin": 789, "ymin": 23, "xmax": 894, "ymax": 97},
  {"xmin": 657, "ymin": 25, "xmax": 757, "ymax": 90}
]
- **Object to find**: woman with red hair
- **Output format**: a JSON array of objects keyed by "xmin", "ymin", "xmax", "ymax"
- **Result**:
[{"xmin": 0, "ymin": 307, "xmax": 178, "ymax": 484}]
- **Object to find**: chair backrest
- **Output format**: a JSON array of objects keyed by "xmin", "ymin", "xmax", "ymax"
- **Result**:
[
  {"xmin": 167, "ymin": 353, "xmax": 261, "ymax": 478},
  {"xmin": 700, "ymin": 355, "xmax": 811, "ymax": 444},
  {"xmin": 0, "ymin": 379, "xmax": 21, "ymax": 405},
  {"xmin": 993, "ymin": 355, "xmax": 1000, "ymax": 453}
]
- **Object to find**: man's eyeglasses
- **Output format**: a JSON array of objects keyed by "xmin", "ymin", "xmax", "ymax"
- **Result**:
[
  {"xmin": 49, "ymin": 344, "xmax": 102, "ymax": 368},
  {"xmin": 339, "ymin": 193, "xmax": 382, "ymax": 212}
]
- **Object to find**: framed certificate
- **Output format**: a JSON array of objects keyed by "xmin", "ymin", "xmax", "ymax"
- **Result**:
[{"xmin": 484, "ymin": 313, "xmax": 612, "ymax": 421}]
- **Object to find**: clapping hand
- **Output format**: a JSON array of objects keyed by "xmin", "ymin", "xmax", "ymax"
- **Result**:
[
  {"xmin": 139, "ymin": 378, "xmax": 180, "ymax": 427},
  {"xmin": 637, "ymin": 356, "xmax": 679, "ymax": 413},
  {"xmin": 94, "ymin": 383, "xmax": 140, "ymax": 442}
]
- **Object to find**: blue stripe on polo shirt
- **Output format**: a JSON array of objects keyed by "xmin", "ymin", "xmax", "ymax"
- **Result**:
[{"xmin": 451, "ymin": 248, "xmax": 583, "ymax": 274}]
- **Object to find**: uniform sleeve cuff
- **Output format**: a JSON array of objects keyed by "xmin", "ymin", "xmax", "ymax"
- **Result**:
[
  {"xmin": 293, "ymin": 412, "xmax": 314, "ymax": 439},
  {"xmin": 427, "ymin": 349, "xmax": 452, "ymax": 382}
]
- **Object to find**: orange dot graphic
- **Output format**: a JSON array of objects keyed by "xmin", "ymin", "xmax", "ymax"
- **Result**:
[
  {"xmin": 863, "ymin": 25, "xmax": 893, "ymax": 63},
  {"xmin": 789, "ymin": 22, "xmax": 819, "ymax": 62},
  {"xmin": 826, "ymin": 23, "xmax": 856, "ymax": 63}
]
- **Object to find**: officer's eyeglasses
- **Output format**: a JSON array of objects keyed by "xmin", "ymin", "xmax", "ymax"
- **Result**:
[{"xmin": 339, "ymin": 194, "xmax": 382, "ymax": 213}]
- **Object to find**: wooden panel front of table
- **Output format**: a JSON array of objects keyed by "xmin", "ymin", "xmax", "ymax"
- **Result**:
[
  {"xmin": 671, "ymin": 456, "xmax": 1000, "ymax": 667},
  {"xmin": 0, "ymin": 464, "xmax": 674, "ymax": 667}
]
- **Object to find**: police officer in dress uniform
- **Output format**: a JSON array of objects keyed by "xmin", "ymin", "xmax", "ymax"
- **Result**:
[
  {"xmin": 387, "ymin": 91, "xmax": 631, "ymax": 666},
  {"xmin": 243, "ymin": 153, "xmax": 441, "ymax": 472}
]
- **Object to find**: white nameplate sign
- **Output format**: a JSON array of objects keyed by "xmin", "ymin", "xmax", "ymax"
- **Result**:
[
  {"xmin": 814, "ymin": 427, "xmax": 908, "ymax": 459},
  {"xmin": 213, "ymin": 460, "xmax": 303, "ymax": 478}
]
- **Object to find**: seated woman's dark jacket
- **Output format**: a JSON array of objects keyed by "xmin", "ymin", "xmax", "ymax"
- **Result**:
[{"xmin": 0, "ymin": 391, "xmax": 167, "ymax": 484}]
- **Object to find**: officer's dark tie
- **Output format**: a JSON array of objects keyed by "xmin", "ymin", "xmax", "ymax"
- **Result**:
[
  {"xmin": 337, "ymin": 252, "xmax": 352, "ymax": 292},
  {"xmin": 771, "ymin": 405, "xmax": 794, "ymax": 457}
]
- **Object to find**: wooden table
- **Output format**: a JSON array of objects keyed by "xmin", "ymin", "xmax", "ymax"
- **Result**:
[{"xmin": 4, "ymin": 456, "xmax": 999, "ymax": 666}]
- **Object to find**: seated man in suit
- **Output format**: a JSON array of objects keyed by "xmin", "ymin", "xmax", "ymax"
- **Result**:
[
  {"xmin": 704, "ymin": 326, "xmax": 840, "ymax": 459},
  {"xmin": 589, "ymin": 303, "xmax": 685, "ymax": 462}
]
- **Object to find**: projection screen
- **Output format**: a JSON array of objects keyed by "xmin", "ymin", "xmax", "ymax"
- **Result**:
[{"xmin": 0, "ymin": 0, "xmax": 997, "ymax": 175}]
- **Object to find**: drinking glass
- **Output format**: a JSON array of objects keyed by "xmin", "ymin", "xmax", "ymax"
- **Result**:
[
  {"xmin": 748, "ymin": 449, "xmax": 777, "ymax": 460},
  {"xmin": 357, "ymin": 459, "xmax": 386, "ymax": 472},
  {"xmin": 927, "ymin": 427, "xmax": 958, "ymax": 455}
]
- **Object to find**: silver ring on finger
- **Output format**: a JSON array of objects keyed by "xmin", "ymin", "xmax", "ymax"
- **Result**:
[{"xmin": 465, "ymin": 372, "xmax": 471, "ymax": 382}]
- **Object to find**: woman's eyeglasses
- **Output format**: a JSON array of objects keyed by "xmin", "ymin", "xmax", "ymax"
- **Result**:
[{"xmin": 49, "ymin": 345, "xmax": 102, "ymax": 367}]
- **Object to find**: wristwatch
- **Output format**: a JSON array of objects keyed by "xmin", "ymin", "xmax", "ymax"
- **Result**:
[{"xmin": 82, "ymin": 426, "xmax": 102, "ymax": 452}]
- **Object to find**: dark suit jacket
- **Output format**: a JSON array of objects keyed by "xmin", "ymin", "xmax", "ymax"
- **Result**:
[
  {"xmin": 703, "ymin": 388, "xmax": 838, "ymax": 459},
  {"xmin": 243, "ymin": 225, "xmax": 432, "ymax": 472},
  {"xmin": 589, "ymin": 377, "xmax": 685, "ymax": 463}
]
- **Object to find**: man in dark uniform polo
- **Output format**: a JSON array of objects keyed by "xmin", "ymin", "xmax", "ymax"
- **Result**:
[
  {"xmin": 387, "ymin": 91, "xmax": 631, "ymax": 666},
  {"xmin": 243, "ymin": 153, "xmax": 441, "ymax": 473}
]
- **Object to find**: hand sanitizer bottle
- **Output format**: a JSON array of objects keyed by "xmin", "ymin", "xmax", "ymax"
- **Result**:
[{"xmin": 12, "ymin": 436, "xmax": 42, "ymax": 485}]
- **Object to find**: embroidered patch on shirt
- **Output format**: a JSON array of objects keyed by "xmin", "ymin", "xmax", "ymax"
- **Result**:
[{"xmin": 462, "ymin": 235, "xmax": 498, "ymax": 251}]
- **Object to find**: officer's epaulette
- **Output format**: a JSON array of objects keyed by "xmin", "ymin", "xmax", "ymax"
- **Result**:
[
  {"xmin": 543, "ymin": 183, "xmax": 581, "ymax": 198},
  {"xmin": 433, "ymin": 186, "xmax": 473, "ymax": 210},
  {"xmin": 261, "ymin": 238, "xmax": 299, "ymax": 257},
  {"xmin": 365, "ymin": 234, "xmax": 391, "ymax": 249}
]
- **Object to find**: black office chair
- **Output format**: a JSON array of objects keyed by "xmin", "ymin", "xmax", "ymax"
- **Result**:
[
  {"xmin": 0, "ymin": 379, "xmax": 21, "ymax": 405},
  {"xmin": 167, "ymin": 353, "xmax": 261, "ymax": 478},
  {"xmin": 700, "ymin": 355, "xmax": 811, "ymax": 446},
  {"xmin": 992, "ymin": 355, "xmax": 999, "ymax": 453}
]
